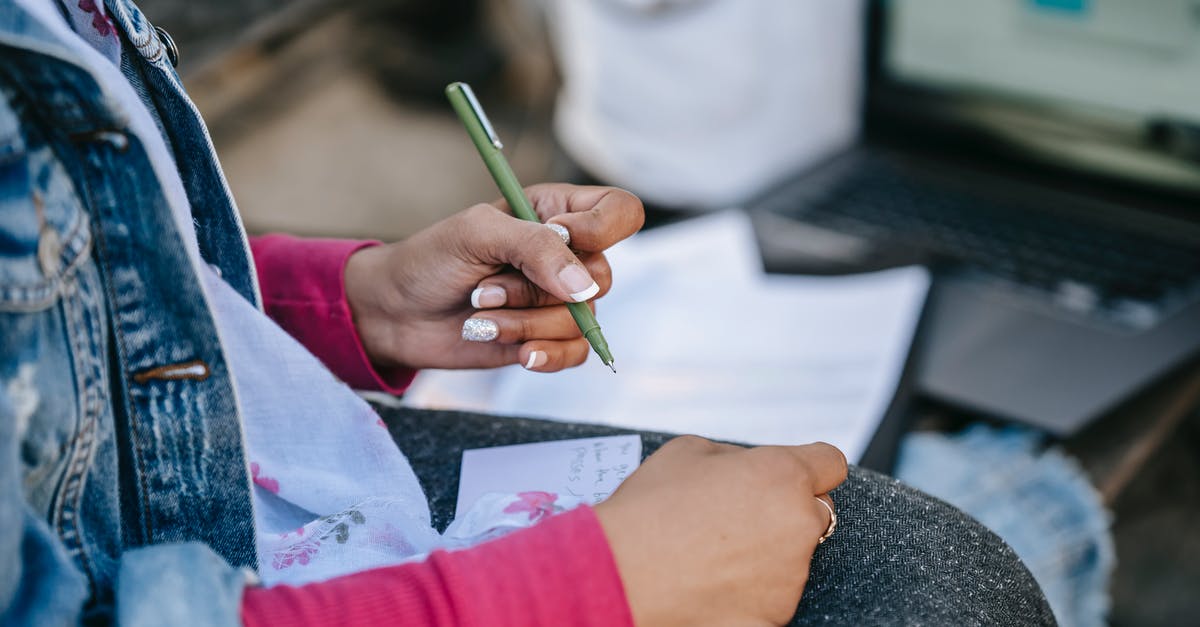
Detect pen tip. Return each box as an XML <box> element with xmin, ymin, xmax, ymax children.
<box><xmin>607</xmin><ymin>361</ymin><xmax>617</xmax><ymax>374</ymax></box>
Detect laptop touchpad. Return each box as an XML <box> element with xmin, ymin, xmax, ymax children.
<box><xmin>751</xmin><ymin>211</ymin><xmax>928</xmax><ymax>275</ymax></box>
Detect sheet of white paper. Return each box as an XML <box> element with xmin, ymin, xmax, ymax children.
<box><xmin>405</xmin><ymin>211</ymin><xmax>930</xmax><ymax>463</ymax></box>
<box><xmin>455</xmin><ymin>435</ymin><xmax>642</xmax><ymax>519</ymax></box>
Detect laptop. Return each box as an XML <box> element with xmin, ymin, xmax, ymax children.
<box><xmin>748</xmin><ymin>0</ymin><xmax>1200</xmax><ymax>435</ymax></box>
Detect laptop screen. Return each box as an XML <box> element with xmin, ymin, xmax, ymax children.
<box><xmin>881</xmin><ymin>0</ymin><xmax>1200</xmax><ymax>192</ymax></box>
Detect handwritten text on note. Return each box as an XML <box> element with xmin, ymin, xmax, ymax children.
<box><xmin>455</xmin><ymin>435</ymin><xmax>642</xmax><ymax>519</ymax></box>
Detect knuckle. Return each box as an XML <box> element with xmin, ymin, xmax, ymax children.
<box><xmin>462</xmin><ymin>203</ymin><xmax>498</xmax><ymax>224</ymax></box>
<box><xmin>518</xmin><ymin>316</ymin><xmax>535</xmax><ymax>342</ymax></box>
<box><xmin>814</xmin><ymin>441</ymin><xmax>850</xmax><ymax>476</ymax></box>
<box><xmin>667</xmin><ymin>434</ymin><xmax>714</xmax><ymax>454</ymax></box>
<box><xmin>563</xmin><ymin>312</ymin><xmax>585</xmax><ymax>338</ymax></box>
<box><xmin>749</xmin><ymin>447</ymin><xmax>806</xmax><ymax>482</ymax></box>
<box><xmin>524</xmin><ymin>182</ymin><xmax>554</xmax><ymax>202</ymax></box>
<box><xmin>519</xmin><ymin>228</ymin><xmax>571</xmax><ymax>272</ymax></box>
<box><xmin>520</xmin><ymin>279</ymin><xmax>545</xmax><ymax>308</ymax></box>
<box><xmin>455</xmin><ymin>204</ymin><xmax>502</xmax><ymax>247</ymax></box>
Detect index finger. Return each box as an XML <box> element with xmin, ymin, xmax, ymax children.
<box><xmin>788</xmin><ymin>442</ymin><xmax>849</xmax><ymax>495</ymax></box>
<box><xmin>493</xmin><ymin>184</ymin><xmax>645</xmax><ymax>253</ymax></box>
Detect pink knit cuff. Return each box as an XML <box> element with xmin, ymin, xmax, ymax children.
<box><xmin>249</xmin><ymin>234</ymin><xmax>416</xmax><ymax>394</ymax></box>
<box><xmin>429</xmin><ymin>505</ymin><xmax>635</xmax><ymax>626</ymax></box>
<box><xmin>242</xmin><ymin>506</ymin><xmax>634</xmax><ymax>627</ymax></box>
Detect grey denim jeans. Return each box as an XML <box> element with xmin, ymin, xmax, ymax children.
<box><xmin>381</xmin><ymin>405</ymin><xmax>1057</xmax><ymax>627</ymax></box>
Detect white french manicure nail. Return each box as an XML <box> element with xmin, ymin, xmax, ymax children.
<box><xmin>462</xmin><ymin>318</ymin><xmax>499</xmax><ymax>342</ymax></box>
<box><xmin>524</xmin><ymin>350</ymin><xmax>547</xmax><ymax>370</ymax></box>
<box><xmin>569</xmin><ymin>282</ymin><xmax>600</xmax><ymax>302</ymax></box>
<box><xmin>558</xmin><ymin>264</ymin><xmax>598</xmax><ymax>302</ymax></box>
<box><xmin>470</xmin><ymin>286</ymin><xmax>506</xmax><ymax>309</ymax></box>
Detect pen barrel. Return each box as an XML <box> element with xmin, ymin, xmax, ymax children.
<box><xmin>445</xmin><ymin>83</ymin><xmax>539</xmax><ymax>222</ymax></box>
<box><xmin>482</xmin><ymin>151</ymin><xmax>539</xmax><ymax>223</ymax></box>
<box><xmin>569</xmin><ymin>302</ymin><xmax>613</xmax><ymax>364</ymax></box>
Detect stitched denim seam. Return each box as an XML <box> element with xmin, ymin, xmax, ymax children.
<box><xmin>53</xmin><ymin>274</ymin><xmax>99</xmax><ymax>590</ymax></box>
<box><xmin>134</xmin><ymin>37</ymin><xmax>162</xmax><ymax>65</ymax></box>
<box><xmin>107</xmin><ymin>1</ymin><xmax>162</xmax><ymax>64</ymax></box>
<box><xmin>107</xmin><ymin>2</ymin><xmax>151</xmax><ymax>48</ymax></box>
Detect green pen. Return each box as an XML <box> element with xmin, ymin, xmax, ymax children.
<box><xmin>446</xmin><ymin>82</ymin><xmax>617</xmax><ymax>373</ymax></box>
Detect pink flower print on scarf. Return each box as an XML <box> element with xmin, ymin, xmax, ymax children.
<box><xmin>503</xmin><ymin>491</ymin><xmax>559</xmax><ymax>523</ymax></box>
<box><xmin>272</xmin><ymin>510</ymin><xmax>367</xmax><ymax>571</ymax></box>
<box><xmin>250</xmin><ymin>461</ymin><xmax>280</xmax><ymax>494</ymax></box>
<box><xmin>77</xmin><ymin>0</ymin><xmax>116</xmax><ymax>37</ymax></box>
<box><xmin>273</xmin><ymin>538</ymin><xmax>321</xmax><ymax>569</ymax></box>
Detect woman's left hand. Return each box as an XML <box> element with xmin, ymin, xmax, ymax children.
<box><xmin>343</xmin><ymin>184</ymin><xmax>644</xmax><ymax>372</ymax></box>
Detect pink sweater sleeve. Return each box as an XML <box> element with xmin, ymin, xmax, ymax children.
<box><xmin>241</xmin><ymin>506</ymin><xmax>634</xmax><ymax>627</ymax></box>
<box><xmin>249</xmin><ymin>234</ymin><xmax>415</xmax><ymax>394</ymax></box>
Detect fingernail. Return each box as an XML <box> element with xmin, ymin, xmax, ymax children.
<box><xmin>524</xmin><ymin>350</ymin><xmax>547</xmax><ymax>370</ymax></box>
<box><xmin>558</xmin><ymin>264</ymin><xmax>599</xmax><ymax>302</ymax></box>
<box><xmin>546</xmin><ymin>223</ymin><xmax>571</xmax><ymax>246</ymax></box>
<box><xmin>462</xmin><ymin>318</ymin><xmax>499</xmax><ymax>342</ymax></box>
<box><xmin>470</xmin><ymin>286</ymin><xmax>507</xmax><ymax>309</ymax></box>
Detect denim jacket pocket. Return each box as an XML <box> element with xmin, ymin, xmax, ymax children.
<box><xmin>0</xmin><ymin>87</ymin><xmax>106</xmax><ymax>524</ymax></box>
<box><xmin>0</xmin><ymin>101</ymin><xmax>92</xmax><ymax>313</ymax></box>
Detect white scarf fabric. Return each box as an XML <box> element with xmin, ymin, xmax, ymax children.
<box><xmin>34</xmin><ymin>0</ymin><xmax>568</xmax><ymax>586</ymax></box>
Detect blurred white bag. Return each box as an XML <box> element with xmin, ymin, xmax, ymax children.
<box><xmin>548</xmin><ymin>0</ymin><xmax>865</xmax><ymax>209</ymax></box>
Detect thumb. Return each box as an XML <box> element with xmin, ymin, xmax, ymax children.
<box><xmin>461</xmin><ymin>204</ymin><xmax>599</xmax><ymax>303</ymax></box>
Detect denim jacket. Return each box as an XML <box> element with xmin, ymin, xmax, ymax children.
<box><xmin>1</xmin><ymin>2</ymin><xmax>263</xmax><ymax>624</ymax></box>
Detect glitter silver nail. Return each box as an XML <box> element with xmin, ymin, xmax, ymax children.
<box><xmin>461</xmin><ymin>318</ymin><xmax>500</xmax><ymax>342</ymax></box>
<box><xmin>546</xmin><ymin>223</ymin><xmax>570</xmax><ymax>246</ymax></box>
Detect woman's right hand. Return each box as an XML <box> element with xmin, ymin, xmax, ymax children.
<box><xmin>594</xmin><ymin>436</ymin><xmax>847</xmax><ymax>627</ymax></box>
<box><xmin>343</xmin><ymin>184</ymin><xmax>642</xmax><ymax>373</ymax></box>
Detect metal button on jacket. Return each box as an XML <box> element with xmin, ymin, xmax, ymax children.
<box><xmin>154</xmin><ymin>26</ymin><xmax>179</xmax><ymax>67</ymax></box>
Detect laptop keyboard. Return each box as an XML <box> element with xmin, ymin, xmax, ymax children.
<box><xmin>783</xmin><ymin>165</ymin><xmax>1200</xmax><ymax>330</ymax></box>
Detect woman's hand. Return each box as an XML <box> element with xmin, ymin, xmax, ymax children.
<box><xmin>595</xmin><ymin>436</ymin><xmax>848</xmax><ymax>627</ymax></box>
<box><xmin>344</xmin><ymin>184</ymin><xmax>644</xmax><ymax>371</ymax></box>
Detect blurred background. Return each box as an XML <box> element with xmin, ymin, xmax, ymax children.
<box><xmin>142</xmin><ymin>0</ymin><xmax>558</xmax><ymax>241</ymax></box>
<box><xmin>138</xmin><ymin>1</ymin><xmax>1198</xmax><ymax>625</ymax></box>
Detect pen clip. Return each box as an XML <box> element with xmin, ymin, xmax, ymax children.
<box><xmin>457</xmin><ymin>82</ymin><xmax>503</xmax><ymax>150</ymax></box>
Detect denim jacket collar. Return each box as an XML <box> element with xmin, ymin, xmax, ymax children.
<box><xmin>0</xmin><ymin>3</ymin><xmax>129</xmax><ymax>137</ymax></box>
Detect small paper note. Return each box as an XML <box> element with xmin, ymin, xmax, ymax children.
<box><xmin>455</xmin><ymin>435</ymin><xmax>642</xmax><ymax>519</ymax></box>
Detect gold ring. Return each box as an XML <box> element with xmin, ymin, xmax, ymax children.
<box><xmin>815</xmin><ymin>497</ymin><xmax>837</xmax><ymax>544</ymax></box>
